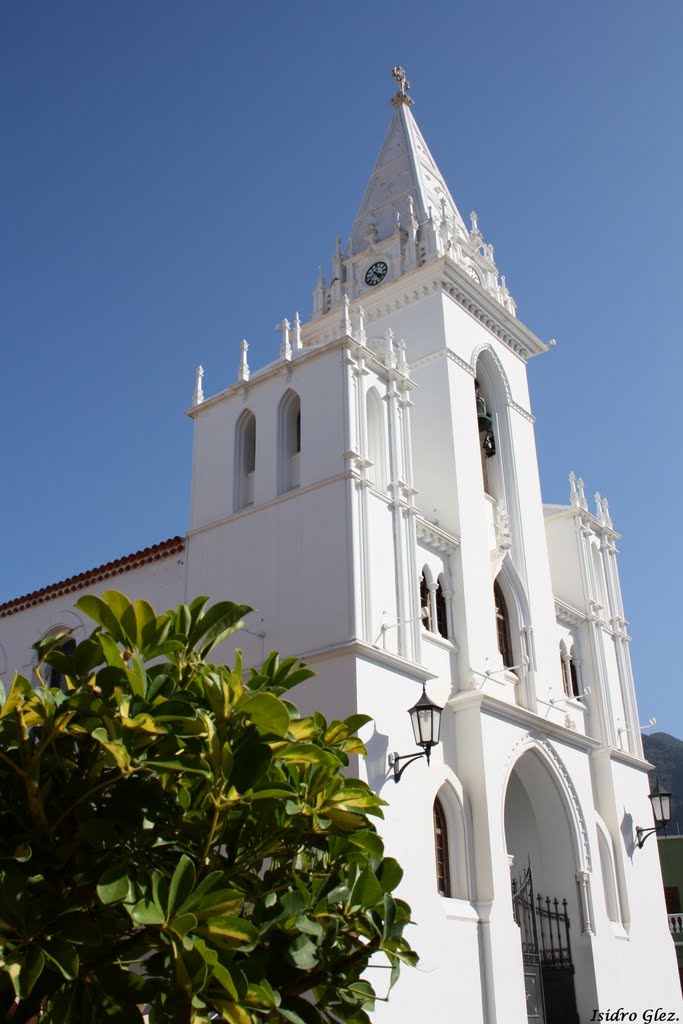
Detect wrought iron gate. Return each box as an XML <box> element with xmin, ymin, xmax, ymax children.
<box><xmin>511</xmin><ymin>865</ymin><xmax>579</xmax><ymax>1024</ymax></box>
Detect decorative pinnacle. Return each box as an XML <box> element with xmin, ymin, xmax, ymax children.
<box><xmin>238</xmin><ymin>340</ymin><xmax>250</xmax><ymax>383</ymax></box>
<box><xmin>390</xmin><ymin>66</ymin><xmax>414</xmax><ymax>107</ymax></box>
<box><xmin>193</xmin><ymin>365</ymin><xmax>204</xmax><ymax>407</ymax></box>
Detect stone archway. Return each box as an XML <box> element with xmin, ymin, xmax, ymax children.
<box><xmin>504</xmin><ymin>745</ymin><xmax>597</xmax><ymax>1024</ymax></box>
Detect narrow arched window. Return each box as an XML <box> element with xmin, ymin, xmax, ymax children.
<box><xmin>420</xmin><ymin>573</ymin><xmax>432</xmax><ymax>632</ymax></box>
<box><xmin>47</xmin><ymin>636</ymin><xmax>76</xmax><ymax>694</ymax></box>
<box><xmin>569</xmin><ymin>646</ymin><xmax>580</xmax><ymax>698</ymax></box>
<box><xmin>435</xmin><ymin>578</ymin><xmax>448</xmax><ymax>639</ymax></box>
<box><xmin>278</xmin><ymin>390</ymin><xmax>301</xmax><ymax>493</ymax></box>
<box><xmin>433</xmin><ymin>796</ymin><xmax>452</xmax><ymax>897</ymax></box>
<box><xmin>494</xmin><ymin>581</ymin><xmax>513</xmax><ymax>669</ymax></box>
<box><xmin>366</xmin><ymin>387</ymin><xmax>386</xmax><ymax>490</ymax></box>
<box><xmin>560</xmin><ymin>642</ymin><xmax>580</xmax><ymax>698</ymax></box>
<box><xmin>235</xmin><ymin>410</ymin><xmax>256</xmax><ymax>511</ymax></box>
<box><xmin>560</xmin><ymin>641</ymin><xmax>570</xmax><ymax>696</ymax></box>
<box><xmin>475</xmin><ymin>378</ymin><xmax>496</xmax><ymax>496</ymax></box>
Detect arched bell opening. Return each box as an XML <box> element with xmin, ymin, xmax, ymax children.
<box><xmin>503</xmin><ymin>747</ymin><xmax>597</xmax><ymax>1024</ymax></box>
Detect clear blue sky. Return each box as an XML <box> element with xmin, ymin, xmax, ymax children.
<box><xmin>2</xmin><ymin>2</ymin><xmax>682</xmax><ymax>734</ymax></box>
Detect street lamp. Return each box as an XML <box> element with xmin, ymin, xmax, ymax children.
<box><xmin>636</xmin><ymin>778</ymin><xmax>672</xmax><ymax>848</ymax></box>
<box><xmin>388</xmin><ymin>685</ymin><xmax>443</xmax><ymax>783</ymax></box>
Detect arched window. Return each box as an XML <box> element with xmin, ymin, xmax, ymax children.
<box><xmin>494</xmin><ymin>581</ymin><xmax>513</xmax><ymax>669</ymax></box>
<box><xmin>366</xmin><ymin>387</ymin><xmax>386</xmax><ymax>490</ymax></box>
<box><xmin>234</xmin><ymin>410</ymin><xmax>256</xmax><ymax>511</ymax></box>
<box><xmin>560</xmin><ymin>642</ymin><xmax>580</xmax><ymax>698</ymax></box>
<box><xmin>433</xmin><ymin>796</ymin><xmax>452</xmax><ymax>897</ymax></box>
<box><xmin>420</xmin><ymin>573</ymin><xmax>432</xmax><ymax>632</ymax></box>
<box><xmin>278</xmin><ymin>390</ymin><xmax>301</xmax><ymax>494</ymax></box>
<box><xmin>569</xmin><ymin>646</ymin><xmax>580</xmax><ymax>697</ymax></box>
<box><xmin>435</xmin><ymin>578</ymin><xmax>448</xmax><ymax>639</ymax></box>
<box><xmin>47</xmin><ymin>636</ymin><xmax>77</xmax><ymax>694</ymax></box>
<box><xmin>475</xmin><ymin>378</ymin><xmax>496</xmax><ymax>496</ymax></box>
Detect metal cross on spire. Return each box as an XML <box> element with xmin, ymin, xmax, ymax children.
<box><xmin>390</xmin><ymin>65</ymin><xmax>414</xmax><ymax>107</ymax></box>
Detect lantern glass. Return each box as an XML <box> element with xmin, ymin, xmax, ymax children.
<box><xmin>408</xmin><ymin>689</ymin><xmax>443</xmax><ymax>750</ymax></box>
<box><xmin>650</xmin><ymin>787</ymin><xmax>672</xmax><ymax>826</ymax></box>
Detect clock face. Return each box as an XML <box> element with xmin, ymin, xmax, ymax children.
<box><xmin>365</xmin><ymin>261</ymin><xmax>388</xmax><ymax>287</ymax></box>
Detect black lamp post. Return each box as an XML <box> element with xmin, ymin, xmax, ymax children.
<box><xmin>636</xmin><ymin>778</ymin><xmax>672</xmax><ymax>848</ymax></box>
<box><xmin>388</xmin><ymin>685</ymin><xmax>443</xmax><ymax>783</ymax></box>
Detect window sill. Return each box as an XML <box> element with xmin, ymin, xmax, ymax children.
<box><xmin>563</xmin><ymin>696</ymin><xmax>587</xmax><ymax>713</ymax></box>
<box><xmin>441</xmin><ymin>897</ymin><xmax>479</xmax><ymax>922</ymax></box>
<box><xmin>422</xmin><ymin>629</ymin><xmax>454</xmax><ymax>651</ymax></box>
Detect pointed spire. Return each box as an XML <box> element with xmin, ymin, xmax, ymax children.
<box><xmin>293</xmin><ymin>312</ymin><xmax>302</xmax><ymax>350</ymax></box>
<box><xmin>356</xmin><ymin>304</ymin><xmax>367</xmax><ymax>346</ymax></box>
<box><xmin>577</xmin><ymin>477</ymin><xmax>588</xmax><ymax>510</ymax></box>
<box><xmin>602</xmin><ymin>497</ymin><xmax>612</xmax><ymax>528</ymax></box>
<box><xmin>340</xmin><ymin>294</ymin><xmax>352</xmax><ymax>336</ymax></box>
<box><xmin>569</xmin><ymin>471</ymin><xmax>579</xmax><ymax>506</ymax></box>
<box><xmin>384</xmin><ymin>328</ymin><xmax>396</xmax><ymax>369</ymax></box>
<box><xmin>237</xmin><ymin>340</ymin><xmax>250</xmax><ymax>383</ymax></box>
<box><xmin>276</xmin><ymin>319</ymin><xmax>291</xmax><ymax>361</ymax></box>
<box><xmin>595</xmin><ymin>492</ymin><xmax>605</xmax><ymax>525</ymax></box>
<box><xmin>347</xmin><ymin>78</ymin><xmax>467</xmax><ymax>259</ymax></box>
<box><xmin>398</xmin><ymin>338</ymin><xmax>408</xmax><ymax>373</ymax></box>
<box><xmin>193</xmin><ymin>365</ymin><xmax>204</xmax><ymax>406</ymax></box>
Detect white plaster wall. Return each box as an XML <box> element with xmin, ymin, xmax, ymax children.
<box><xmin>0</xmin><ymin>553</ymin><xmax>186</xmax><ymax>688</ymax></box>
<box><xmin>545</xmin><ymin>511</ymin><xmax>586</xmax><ymax>611</ymax></box>
<box><xmin>188</xmin><ymin>477</ymin><xmax>353</xmax><ymax>668</ymax></box>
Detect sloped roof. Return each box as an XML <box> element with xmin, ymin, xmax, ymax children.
<box><xmin>0</xmin><ymin>536</ymin><xmax>185</xmax><ymax>618</ymax></box>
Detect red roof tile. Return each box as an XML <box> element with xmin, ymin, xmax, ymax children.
<box><xmin>0</xmin><ymin>536</ymin><xmax>186</xmax><ymax>618</ymax></box>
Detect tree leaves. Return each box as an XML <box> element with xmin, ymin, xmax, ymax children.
<box><xmin>0</xmin><ymin>592</ymin><xmax>417</xmax><ymax>1024</ymax></box>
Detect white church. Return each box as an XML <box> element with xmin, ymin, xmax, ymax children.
<box><xmin>1</xmin><ymin>69</ymin><xmax>680</xmax><ymax>1023</ymax></box>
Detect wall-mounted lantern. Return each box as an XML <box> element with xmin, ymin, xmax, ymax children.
<box><xmin>636</xmin><ymin>779</ymin><xmax>672</xmax><ymax>848</ymax></box>
<box><xmin>388</xmin><ymin>685</ymin><xmax>443</xmax><ymax>783</ymax></box>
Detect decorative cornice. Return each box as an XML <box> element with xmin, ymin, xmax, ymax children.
<box><xmin>415</xmin><ymin>517</ymin><xmax>460</xmax><ymax>555</ymax></box>
<box><xmin>298</xmin><ymin>637</ymin><xmax>436</xmax><ymax>682</ymax></box>
<box><xmin>555</xmin><ymin>599</ymin><xmax>587</xmax><ymax>628</ymax></box>
<box><xmin>0</xmin><ymin>537</ymin><xmax>186</xmax><ymax>619</ymax></box>
<box><xmin>508</xmin><ymin>400</ymin><xmax>535</xmax><ymax>423</ymax></box>
<box><xmin>441</xmin><ymin>261</ymin><xmax>547</xmax><ymax>361</ymax></box>
<box><xmin>447</xmin><ymin>349</ymin><xmax>476</xmax><ymax>376</ymax></box>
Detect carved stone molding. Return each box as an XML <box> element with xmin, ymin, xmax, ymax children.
<box><xmin>446</xmin><ymin>349</ymin><xmax>476</xmax><ymax>376</ymax></box>
<box><xmin>416</xmin><ymin>517</ymin><xmax>460</xmax><ymax>555</ymax></box>
<box><xmin>555</xmin><ymin>599</ymin><xmax>586</xmax><ymax>628</ymax></box>
<box><xmin>508</xmin><ymin>400</ymin><xmax>535</xmax><ymax>424</ymax></box>
<box><xmin>504</xmin><ymin>733</ymin><xmax>592</xmax><ymax>872</ymax></box>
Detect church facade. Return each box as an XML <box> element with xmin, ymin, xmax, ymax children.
<box><xmin>1</xmin><ymin>70</ymin><xmax>679</xmax><ymax>1023</ymax></box>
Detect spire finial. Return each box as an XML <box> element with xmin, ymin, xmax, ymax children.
<box><xmin>390</xmin><ymin>66</ymin><xmax>414</xmax><ymax>107</ymax></box>
<box><xmin>238</xmin><ymin>340</ymin><xmax>250</xmax><ymax>383</ymax></box>
<box><xmin>193</xmin><ymin>365</ymin><xmax>204</xmax><ymax>406</ymax></box>
<box><xmin>276</xmin><ymin>318</ymin><xmax>292</xmax><ymax>361</ymax></box>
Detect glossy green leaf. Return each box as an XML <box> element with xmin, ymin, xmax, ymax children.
<box><xmin>16</xmin><ymin>947</ymin><xmax>44</xmax><ymax>998</ymax></box>
<box><xmin>240</xmin><ymin>692</ymin><xmax>290</xmax><ymax>737</ymax></box>
<box><xmin>197</xmin><ymin>916</ymin><xmax>259</xmax><ymax>950</ymax></box>
<box><xmin>167</xmin><ymin>854</ymin><xmax>196</xmax><ymax>917</ymax></box>
<box><xmin>288</xmin><ymin>934</ymin><xmax>319</xmax><ymax>970</ymax></box>
<box><xmin>130</xmin><ymin>899</ymin><xmax>165</xmax><ymax>926</ymax></box>
<box><xmin>97</xmin><ymin>864</ymin><xmax>133</xmax><ymax>905</ymax></box>
<box><xmin>43</xmin><ymin>938</ymin><xmax>79</xmax><ymax>979</ymax></box>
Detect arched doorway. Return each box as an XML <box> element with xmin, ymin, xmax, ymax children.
<box><xmin>504</xmin><ymin>746</ymin><xmax>597</xmax><ymax>1024</ymax></box>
